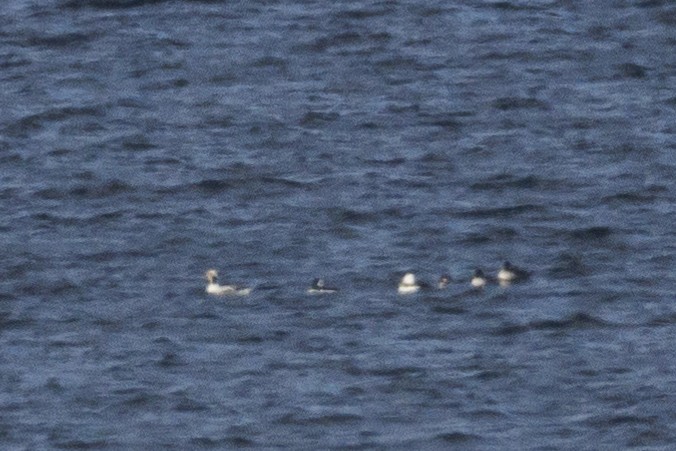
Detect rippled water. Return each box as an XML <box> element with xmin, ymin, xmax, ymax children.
<box><xmin>1</xmin><ymin>0</ymin><xmax>675</xmax><ymax>448</ymax></box>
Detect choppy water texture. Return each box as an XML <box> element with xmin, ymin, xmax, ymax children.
<box><xmin>1</xmin><ymin>0</ymin><xmax>675</xmax><ymax>448</ymax></box>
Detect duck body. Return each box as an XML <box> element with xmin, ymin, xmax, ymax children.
<box><xmin>205</xmin><ymin>269</ymin><xmax>252</xmax><ymax>296</ymax></box>
<box><xmin>307</xmin><ymin>278</ymin><xmax>338</xmax><ymax>294</ymax></box>
<box><xmin>470</xmin><ymin>269</ymin><xmax>488</xmax><ymax>288</ymax></box>
<box><xmin>398</xmin><ymin>272</ymin><xmax>421</xmax><ymax>294</ymax></box>
<box><xmin>497</xmin><ymin>261</ymin><xmax>529</xmax><ymax>283</ymax></box>
<box><xmin>438</xmin><ymin>274</ymin><xmax>451</xmax><ymax>289</ymax></box>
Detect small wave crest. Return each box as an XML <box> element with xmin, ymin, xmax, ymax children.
<box><xmin>494</xmin><ymin>312</ymin><xmax>610</xmax><ymax>336</ymax></box>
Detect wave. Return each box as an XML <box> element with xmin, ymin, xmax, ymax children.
<box><xmin>62</xmin><ymin>0</ymin><xmax>169</xmax><ymax>9</ymax></box>
<box><xmin>416</xmin><ymin>112</ymin><xmax>464</xmax><ymax>130</ymax></box>
<box><xmin>457</xmin><ymin>226</ymin><xmax>519</xmax><ymax>244</ymax></box>
<box><xmin>492</xmin><ymin>97</ymin><xmax>550</xmax><ymax>111</ymax></box>
<box><xmin>494</xmin><ymin>312</ymin><xmax>611</xmax><ymax>336</ymax></box>
<box><xmin>4</xmin><ymin>106</ymin><xmax>106</xmax><ymax>137</ymax></box>
<box><xmin>471</xmin><ymin>174</ymin><xmax>562</xmax><ymax>191</ymax></box>
<box><xmin>190</xmin><ymin>437</ymin><xmax>256</xmax><ymax>448</ymax></box>
<box><xmin>302</xmin><ymin>31</ymin><xmax>391</xmax><ymax>53</ymax></box>
<box><xmin>458</xmin><ymin>204</ymin><xmax>546</xmax><ymax>219</ymax></box>
<box><xmin>615</xmin><ymin>63</ymin><xmax>648</xmax><ymax>79</ymax></box>
<box><xmin>188</xmin><ymin>175</ymin><xmax>316</xmax><ymax>195</ymax></box>
<box><xmin>648</xmin><ymin>313</ymin><xmax>676</xmax><ymax>326</ymax></box>
<box><xmin>275</xmin><ymin>412</ymin><xmax>363</xmax><ymax>426</ymax></box>
<box><xmin>436</xmin><ymin>432</ymin><xmax>481</xmax><ymax>444</ymax></box>
<box><xmin>548</xmin><ymin>252</ymin><xmax>589</xmax><ymax>278</ymax></box>
<box><xmin>299</xmin><ymin>111</ymin><xmax>340</xmax><ymax>126</ymax></box>
<box><xmin>331</xmin><ymin>6</ymin><xmax>393</xmax><ymax>20</ymax></box>
<box><xmin>601</xmin><ymin>185</ymin><xmax>667</xmax><ymax>204</ymax></box>
<box><xmin>26</xmin><ymin>32</ymin><xmax>91</xmax><ymax>48</ymax></box>
<box><xmin>568</xmin><ymin>226</ymin><xmax>613</xmax><ymax>240</ymax></box>
<box><xmin>33</xmin><ymin>181</ymin><xmax>133</xmax><ymax>200</ymax></box>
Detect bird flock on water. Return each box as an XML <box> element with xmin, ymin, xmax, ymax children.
<box><xmin>205</xmin><ymin>262</ymin><xmax>530</xmax><ymax>296</ymax></box>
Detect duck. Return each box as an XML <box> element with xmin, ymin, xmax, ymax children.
<box><xmin>307</xmin><ymin>278</ymin><xmax>338</xmax><ymax>294</ymax></box>
<box><xmin>205</xmin><ymin>269</ymin><xmax>252</xmax><ymax>296</ymax></box>
<box><xmin>470</xmin><ymin>268</ymin><xmax>488</xmax><ymax>288</ymax></box>
<box><xmin>497</xmin><ymin>261</ymin><xmax>530</xmax><ymax>284</ymax></box>
<box><xmin>398</xmin><ymin>272</ymin><xmax>420</xmax><ymax>294</ymax></box>
<box><xmin>438</xmin><ymin>274</ymin><xmax>451</xmax><ymax>289</ymax></box>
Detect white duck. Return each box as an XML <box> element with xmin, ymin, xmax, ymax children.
<box><xmin>497</xmin><ymin>261</ymin><xmax>530</xmax><ymax>285</ymax></box>
<box><xmin>470</xmin><ymin>268</ymin><xmax>488</xmax><ymax>289</ymax></box>
<box><xmin>205</xmin><ymin>269</ymin><xmax>252</xmax><ymax>296</ymax></box>
<box><xmin>398</xmin><ymin>272</ymin><xmax>420</xmax><ymax>294</ymax></box>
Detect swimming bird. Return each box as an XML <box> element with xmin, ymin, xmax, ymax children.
<box><xmin>438</xmin><ymin>274</ymin><xmax>451</xmax><ymax>289</ymax></box>
<box><xmin>307</xmin><ymin>278</ymin><xmax>338</xmax><ymax>294</ymax></box>
<box><xmin>398</xmin><ymin>272</ymin><xmax>420</xmax><ymax>294</ymax></box>
<box><xmin>497</xmin><ymin>261</ymin><xmax>530</xmax><ymax>284</ymax></box>
<box><xmin>205</xmin><ymin>269</ymin><xmax>252</xmax><ymax>296</ymax></box>
<box><xmin>470</xmin><ymin>268</ymin><xmax>488</xmax><ymax>288</ymax></box>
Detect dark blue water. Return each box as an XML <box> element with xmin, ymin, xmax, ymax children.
<box><xmin>1</xmin><ymin>0</ymin><xmax>674</xmax><ymax>448</ymax></box>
